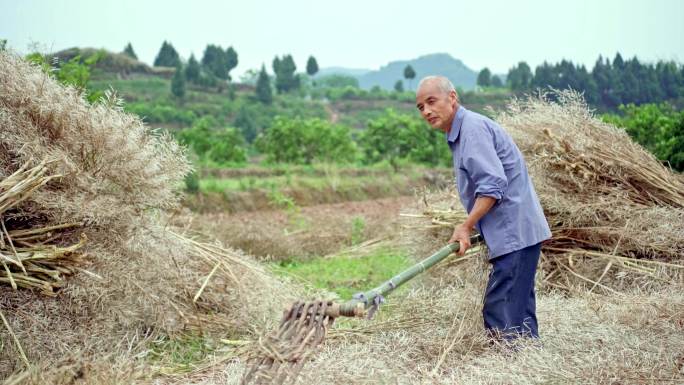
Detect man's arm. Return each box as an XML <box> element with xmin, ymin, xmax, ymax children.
<box><xmin>449</xmin><ymin>196</ymin><xmax>496</xmax><ymax>255</ymax></box>
<box><xmin>450</xmin><ymin>124</ymin><xmax>508</xmax><ymax>256</ymax></box>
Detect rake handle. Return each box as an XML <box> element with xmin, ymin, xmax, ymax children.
<box><xmin>328</xmin><ymin>234</ymin><xmax>483</xmax><ymax>318</ymax></box>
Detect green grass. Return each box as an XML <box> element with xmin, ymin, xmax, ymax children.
<box><xmin>147</xmin><ymin>333</ymin><xmax>219</xmax><ymax>373</ymax></box>
<box><xmin>271</xmin><ymin>249</ymin><xmax>413</xmax><ymax>300</ymax></box>
<box><xmin>198</xmin><ymin>171</ymin><xmax>421</xmax><ymax>194</ymax></box>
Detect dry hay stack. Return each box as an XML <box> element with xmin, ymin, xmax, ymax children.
<box><xmin>404</xmin><ymin>90</ymin><xmax>684</xmax><ymax>290</ymax></box>
<box><xmin>0</xmin><ymin>51</ymin><xmax>292</xmax><ymax>378</ymax></box>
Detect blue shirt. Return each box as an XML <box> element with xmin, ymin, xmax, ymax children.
<box><xmin>447</xmin><ymin>106</ymin><xmax>551</xmax><ymax>259</ymax></box>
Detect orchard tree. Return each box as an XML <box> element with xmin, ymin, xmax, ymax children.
<box><xmin>256</xmin><ymin>117</ymin><xmax>357</xmax><ymax>164</ymax></box>
<box><xmin>360</xmin><ymin>109</ymin><xmax>450</xmax><ymax>169</ymax></box>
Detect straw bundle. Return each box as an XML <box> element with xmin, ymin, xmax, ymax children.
<box><xmin>0</xmin><ymin>51</ymin><xmax>294</xmax><ymax>377</ymax></box>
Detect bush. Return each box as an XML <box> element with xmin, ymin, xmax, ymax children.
<box><xmin>256</xmin><ymin>117</ymin><xmax>358</xmax><ymax>164</ymax></box>
<box><xmin>360</xmin><ymin>109</ymin><xmax>451</xmax><ymax>167</ymax></box>
<box><xmin>127</xmin><ymin>103</ymin><xmax>197</xmax><ymax>125</ymax></box>
<box><xmin>177</xmin><ymin>116</ymin><xmax>247</xmax><ymax>164</ymax></box>
<box><xmin>603</xmin><ymin>103</ymin><xmax>684</xmax><ymax>171</ymax></box>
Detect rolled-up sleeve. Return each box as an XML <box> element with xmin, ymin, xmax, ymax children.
<box><xmin>461</xmin><ymin>128</ymin><xmax>508</xmax><ymax>201</ymax></box>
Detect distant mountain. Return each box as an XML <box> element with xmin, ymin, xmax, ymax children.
<box><xmin>316</xmin><ymin>67</ymin><xmax>371</xmax><ymax>78</ymax></box>
<box><xmin>359</xmin><ymin>53</ymin><xmax>478</xmax><ymax>91</ymax></box>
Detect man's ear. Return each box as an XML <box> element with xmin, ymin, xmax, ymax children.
<box><xmin>449</xmin><ymin>90</ymin><xmax>457</xmax><ymax>106</ymax></box>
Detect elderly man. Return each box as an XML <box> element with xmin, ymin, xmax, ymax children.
<box><xmin>415</xmin><ymin>76</ymin><xmax>551</xmax><ymax>340</ymax></box>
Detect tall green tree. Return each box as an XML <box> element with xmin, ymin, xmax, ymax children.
<box><xmin>123</xmin><ymin>42</ymin><xmax>137</xmax><ymax>60</ymax></box>
<box><xmin>507</xmin><ymin>61</ymin><xmax>532</xmax><ymax>92</ymax></box>
<box><xmin>272</xmin><ymin>54</ymin><xmax>300</xmax><ymax>93</ymax></box>
<box><xmin>185</xmin><ymin>54</ymin><xmax>200</xmax><ymax>83</ymax></box>
<box><xmin>154</xmin><ymin>41</ymin><xmax>181</xmax><ymax>67</ymax></box>
<box><xmin>202</xmin><ymin>44</ymin><xmax>229</xmax><ymax>80</ymax></box>
<box><xmin>403</xmin><ymin>64</ymin><xmax>416</xmax><ymax>90</ymax></box>
<box><xmin>491</xmin><ymin>75</ymin><xmax>503</xmax><ymax>88</ymax></box>
<box><xmin>477</xmin><ymin>67</ymin><xmax>492</xmax><ymax>87</ymax></box>
<box><xmin>225</xmin><ymin>46</ymin><xmax>238</xmax><ymax>80</ymax></box>
<box><xmin>171</xmin><ymin>63</ymin><xmax>186</xmax><ymax>99</ymax></box>
<box><xmin>255</xmin><ymin>65</ymin><xmax>273</xmax><ymax>104</ymax></box>
<box><xmin>306</xmin><ymin>56</ymin><xmax>319</xmax><ymax>77</ymax></box>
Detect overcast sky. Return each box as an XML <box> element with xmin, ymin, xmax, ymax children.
<box><xmin>2</xmin><ymin>0</ymin><xmax>683</xmax><ymax>77</ymax></box>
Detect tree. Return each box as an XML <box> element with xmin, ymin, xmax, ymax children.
<box><xmin>272</xmin><ymin>54</ymin><xmax>300</xmax><ymax>93</ymax></box>
<box><xmin>0</xmin><ymin>39</ymin><xmax>6</xmax><ymax>51</ymax></box>
<box><xmin>234</xmin><ymin>105</ymin><xmax>259</xmax><ymax>143</ymax></box>
<box><xmin>123</xmin><ymin>42</ymin><xmax>137</xmax><ymax>60</ymax></box>
<box><xmin>491</xmin><ymin>75</ymin><xmax>503</xmax><ymax>88</ymax></box>
<box><xmin>177</xmin><ymin>116</ymin><xmax>247</xmax><ymax>164</ymax></box>
<box><xmin>225</xmin><ymin>46</ymin><xmax>238</xmax><ymax>80</ymax></box>
<box><xmin>306</xmin><ymin>56</ymin><xmax>319</xmax><ymax>77</ymax></box>
<box><xmin>477</xmin><ymin>67</ymin><xmax>492</xmax><ymax>87</ymax></box>
<box><xmin>255</xmin><ymin>117</ymin><xmax>357</xmax><ymax>164</ymax></box>
<box><xmin>507</xmin><ymin>61</ymin><xmax>532</xmax><ymax>92</ymax></box>
<box><xmin>202</xmin><ymin>44</ymin><xmax>228</xmax><ymax>79</ymax></box>
<box><xmin>404</xmin><ymin>64</ymin><xmax>416</xmax><ymax>90</ymax></box>
<box><xmin>255</xmin><ymin>65</ymin><xmax>273</xmax><ymax>104</ymax></box>
<box><xmin>394</xmin><ymin>80</ymin><xmax>404</xmax><ymax>92</ymax></box>
<box><xmin>360</xmin><ymin>109</ymin><xmax>450</xmax><ymax>168</ymax></box>
<box><xmin>656</xmin><ymin>61</ymin><xmax>682</xmax><ymax>99</ymax></box>
<box><xmin>603</xmin><ymin>103</ymin><xmax>684</xmax><ymax>171</ymax></box>
<box><xmin>154</xmin><ymin>41</ymin><xmax>180</xmax><ymax>67</ymax></box>
<box><xmin>171</xmin><ymin>63</ymin><xmax>186</xmax><ymax>99</ymax></box>
<box><xmin>185</xmin><ymin>54</ymin><xmax>200</xmax><ymax>83</ymax></box>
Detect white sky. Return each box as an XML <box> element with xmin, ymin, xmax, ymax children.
<box><xmin>2</xmin><ymin>0</ymin><xmax>683</xmax><ymax>77</ymax></box>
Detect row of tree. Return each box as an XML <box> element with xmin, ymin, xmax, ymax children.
<box><xmin>176</xmin><ymin>109</ymin><xmax>450</xmax><ymax>167</ymax></box>
<box><xmin>478</xmin><ymin>53</ymin><xmax>684</xmax><ymax>110</ymax></box>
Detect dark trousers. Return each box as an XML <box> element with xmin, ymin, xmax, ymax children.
<box><xmin>483</xmin><ymin>242</ymin><xmax>541</xmax><ymax>339</ymax></box>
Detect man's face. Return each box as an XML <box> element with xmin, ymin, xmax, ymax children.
<box><xmin>415</xmin><ymin>82</ymin><xmax>457</xmax><ymax>132</ymax></box>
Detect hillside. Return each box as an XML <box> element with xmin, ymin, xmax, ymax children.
<box><xmin>321</xmin><ymin>53</ymin><xmax>478</xmax><ymax>91</ymax></box>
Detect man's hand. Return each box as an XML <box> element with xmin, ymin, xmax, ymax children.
<box><xmin>449</xmin><ymin>223</ymin><xmax>473</xmax><ymax>256</ymax></box>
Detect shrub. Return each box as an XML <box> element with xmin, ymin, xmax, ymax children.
<box><xmin>256</xmin><ymin>117</ymin><xmax>358</xmax><ymax>164</ymax></box>
<box><xmin>360</xmin><ymin>109</ymin><xmax>451</xmax><ymax>167</ymax></box>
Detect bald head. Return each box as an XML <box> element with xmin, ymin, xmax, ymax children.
<box><xmin>417</xmin><ymin>76</ymin><xmax>457</xmax><ymax>98</ymax></box>
<box><xmin>415</xmin><ymin>75</ymin><xmax>459</xmax><ymax>132</ymax></box>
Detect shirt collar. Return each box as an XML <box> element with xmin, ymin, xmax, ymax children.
<box><xmin>446</xmin><ymin>105</ymin><xmax>466</xmax><ymax>143</ymax></box>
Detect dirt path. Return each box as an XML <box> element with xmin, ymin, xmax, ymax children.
<box><xmin>182</xmin><ymin>196</ymin><xmax>416</xmax><ymax>259</ymax></box>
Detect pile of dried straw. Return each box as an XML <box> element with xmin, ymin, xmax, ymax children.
<box><xmin>0</xmin><ymin>51</ymin><xmax>292</xmax><ymax>379</ymax></box>
<box><xmin>404</xmin><ymin>90</ymin><xmax>684</xmax><ymax>292</ymax></box>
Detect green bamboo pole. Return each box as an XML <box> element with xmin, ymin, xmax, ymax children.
<box><xmin>330</xmin><ymin>234</ymin><xmax>483</xmax><ymax>318</ymax></box>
